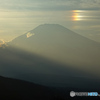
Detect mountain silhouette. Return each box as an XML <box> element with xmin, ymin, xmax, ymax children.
<box><xmin>8</xmin><ymin>24</ymin><xmax>100</xmax><ymax>74</ymax></box>
<box><xmin>0</xmin><ymin>75</ymin><xmax>100</xmax><ymax>100</ymax></box>
<box><xmin>0</xmin><ymin>75</ymin><xmax>68</xmax><ymax>100</ymax></box>
<box><xmin>0</xmin><ymin>24</ymin><xmax>100</xmax><ymax>99</ymax></box>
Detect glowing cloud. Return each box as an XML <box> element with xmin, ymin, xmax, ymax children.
<box><xmin>0</xmin><ymin>39</ymin><xmax>5</xmax><ymax>44</ymax></box>
<box><xmin>26</xmin><ymin>32</ymin><xmax>35</xmax><ymax>38</ymax></box>
<box><xmin>0</xmin><ymin>39</ymin><xmax>6</xmax><ymax>47</ymax></box>
<box><xmin>72</xmin><ymin>10</ymin><xmax>83</xmax><ymax>21</ymax></box>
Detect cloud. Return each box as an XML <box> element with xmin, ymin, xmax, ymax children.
<box><xmin>0</xmin><ymin>39</ymin><xmax>5</xmax><ymax>44</ymax></box>
<box><xmin>0</xmin><ymin>0</ymin><xmax>100</xmax><ymax>11</ymax></box>
<box><xmin>0</xmin><ymin>39</ymin><xmax>6</xmax><ymax>47</ymax></box>
<box><xmin>0</xmin><ymin>0</ymin><xmax>100</xmax><ymax>42</ymax></box>
<box><xmin>26</xmin><ymin>32</ymin><xmax>34</xmax><ymax>38</ymax></box>
<box><xmin>79</xmin><ymin>0</ymin><xmax>100</xmax><ymax>10</ymax></box>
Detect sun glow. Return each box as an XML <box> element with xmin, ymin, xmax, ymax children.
<box><xmin>72</xmin><ymin>10</ymin><xmax>83</xmax><ymax>21</ymax></box>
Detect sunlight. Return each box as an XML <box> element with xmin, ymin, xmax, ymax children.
<box><xmin>26</xmin><ymin>32</ymin><xmax>34</xmax><ymax>38</ymax></box>
<box><xmin>72</xmin><ymin>10</ymin><xmax>84</xmax><ymax>21</ymax></box>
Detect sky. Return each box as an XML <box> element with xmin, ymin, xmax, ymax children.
<box><xmin>0</xmin><ymin>0</ymin><xmax>100</xmax><ymax>42</ymax></box>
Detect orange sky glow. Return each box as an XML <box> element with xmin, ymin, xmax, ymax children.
<box><xmin>72</xmin><ymin>10</ymin><xmax>83</xmax><ymax>21</ymax></box>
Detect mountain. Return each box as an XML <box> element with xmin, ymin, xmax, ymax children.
<box><xmin>1</xmin><ymin>46</ymin><xmax>100</xmax><ymax>88</ymax></box>
<box><xmin>0</xmin><ymin>24</ymin><xmax>100</xmax><ymax>94</ymax></box>
<box><xmin>8</xmin><ymin>24</ymin><xmax>100</xmax><ymax>75</ymax></box>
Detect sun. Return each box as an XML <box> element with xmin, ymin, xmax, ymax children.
<box><xmin>72</xmin><ymin>10</ymin><xmax>83</xmax><ymax>21</ymax></box>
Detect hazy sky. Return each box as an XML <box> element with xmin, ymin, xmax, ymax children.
<box><xmin>0</xmin><ymin>0</ymin><xmax>100</xmax><ymax>42</ymax></box>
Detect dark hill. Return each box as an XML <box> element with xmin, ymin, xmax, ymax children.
<box><xmin>0</xmin><ymin>75</ymin><xmax>65</xmax><ymax>100</ymax></box>
<box><xmin>0</xmin><ymin>76</ymin><xmax>100</xmax><ymax>100</ymax></box>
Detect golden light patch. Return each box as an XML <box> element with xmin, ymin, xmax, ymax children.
<box><xmin>0</xmin><ymin>39</ymin><xmax>5</xmax><ymax>47</ymax></box>
<box><xmin>72</xmin><ymin>10</ymin><xmax>83</xmax><ymax>21</ymax></box>
<box><xmin>26</xmin><ymin>32</ymin><xmax>35</xmax><ymax>38</ymax></box>
<box><xmin>0</xmin><ymin>39</ymin><xmax>5</xmax><ymax>44</ymax></box>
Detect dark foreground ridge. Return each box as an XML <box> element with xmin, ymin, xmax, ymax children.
<box><xmin>0</xmin><ymin>76</ymin><xmax>100</xmax><ymax>100</ymax></box>
<box><xmin>0</xmin><ymin>75</ymin><xmax>65</xmax><ymax>100</ymax></box>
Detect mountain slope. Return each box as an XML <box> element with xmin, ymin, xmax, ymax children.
<box><xmin>1</xmin><ymin>46</ymin><xmax>99</xmax><ymax>88</ymax></box>
<box><xmin>0</xmin><ymin>24</ymin><xmax>100</xmax><ymax>91</ymax></box>
<box><xmin>8</xmin><ymin>24</ymin><xmax>100</xmax><ymax>76</ymax></box>
<box><xmin>0</xmin><ymin>21</ymin><xmax>100</xmax><ymax>100</ymax></box>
